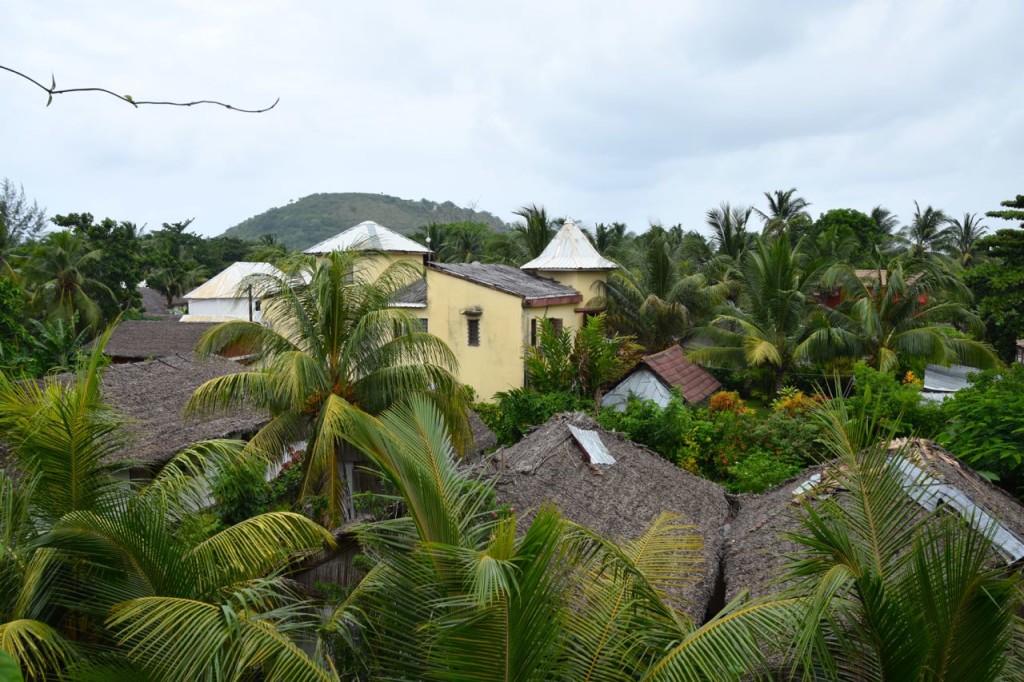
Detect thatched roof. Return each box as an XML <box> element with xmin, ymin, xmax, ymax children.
<box><xmin>140</xmin><ymin>286</ymin><xmax>183</xmax><ymax>318</ymax></box>
<box><xmin>481</xmin><ymin>412</ymin><xmax>729</xmax><ymax>622</ymax></box>
<box><xmin>56</xmin><ymin>354</ymin><xmax>265</xmax><ymax>465</ymax></box>
<box><xmin>86</xmin><ymin>320</ymin><xmax>216</xmax><ymax>361</ymax></box>
<box><xmin>724</xmin><ymin>438</ymin><xmax>1024</xmax><ymax>603</ymax></box>
<box><xmin>468</xmin><ymin>410</ymin><xmax>497</xmax><ymax>457</ymax></box>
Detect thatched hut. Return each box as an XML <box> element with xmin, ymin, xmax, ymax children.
<box><xmin>725</xmin><ymin>438</ymin><xmax>1024</xmax><ymax>603</ymax></box>
<box><xmin>87</xmin><ymin>320</ymin><xmax>217</xmax><ymax>363</ymax></box>
<box><xmin>482</xmin><ymin>412</ymin><xmax>729</xmax><ymax>622</ymax></box>
<box><xmin>53</xmin><ymin>354</ymin><xmax>265</xmax><ymax>476</ymax></box>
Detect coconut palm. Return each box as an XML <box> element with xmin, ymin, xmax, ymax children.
<box><xmin>869</xmin><ymin>206</ymin><xmax>901</xmax><ymax>253</ymax></box>
<box><xmin>689</xmin><ymin>237</ymin><xmax>853</xmax><ymax>394</ymax></box>
<box><xmin>898</xmin><ymin>201</ymin><xmax>951</xmax><ymax>259</ymax></box>
<box><xmin>822</xmin><ymin>258</ymin><xmax>998</xmax><ymax>373</ymax></box>
<box><xmin>755</xmin><ymin>188</ymin><xmax>811</xmax><ymax>238</ymax></box>
<box><xmin>945</xmin><ymin>212</ymin><xmax>988</xmax><ymax>267</ymax></box>
<box><xmin>513</xmin><ymin>203</ymin><xmax>557</xmax><ymax>261</ymax></box>
<box><xmin>320</xmin><ymin>396</ymin><xmax>798</xmax><ymax>680</ymax></box>
<box><xmin>596</xmin><ymin>230</ymin><xmax>717</xmax><ymax>351</ymax></box>
<box><xmin>17</xmin><ymin>230</ymin><xmax>114</xmax><ymax>329</ymax></box>
<box><xmin>0</xmin><ymin>338</ymin><xmax>333</xmax><ymax>680</ymax></box>
<box><xmin>706</xmin><ymin>202</ymin><xmax>754</xmax><ymax>260</ymax></box>
<box><xmin>186</xmin><ymin>251</ymin><xmax>469</xmax><ymax>525</ymax></box>
<box><xmin>785</xmin><ymin>399</ymin><xmax>1024</xmax><ymax>681</ymax></box>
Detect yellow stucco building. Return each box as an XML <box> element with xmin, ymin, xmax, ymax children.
<box><xmin>311</xmin><ymin>218</ymin><xmax>616</xmax><ymax>401</ymax></box>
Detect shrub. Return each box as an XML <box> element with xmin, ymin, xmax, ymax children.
<box><xmin>939</xmin><ymin>365</ymin><xmax>1024</xmax><ymax>494</ymax></box>
<box><xmin>211</xmin><ymin>456</ymin><xmax>269</xmax><ymax>525</ymax></box>
<box><xmin>725</xmin><ymin>449</ymin><xmax>802</xmax><ymax>494</ymax></box>
<box><xmin>771</xmin><ymin>387</ymin><xmax>823</xmax><ymax>416</ymax></box>
<box><xmin>483</xmin><ymin>389</ymin><xmax>593</xmax><ymax>445</ymax></box>
<box><xmin>847</xmin><ymin>362</ymin><xmax>943</xmax><ymax>437</ymax></box>
<box><xmin>598</xmin><ymin>395</ymin><xmax>695</xmax><ymax>465</ymax></box>
<box><xmin>708</xmin><ymin>390</ymin><xmax>746</xmax><ymax>414</ymax></box>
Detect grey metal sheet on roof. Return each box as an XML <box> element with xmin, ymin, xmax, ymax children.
<box><xmin>568</xmin><ymin>425</ymin><xmax>615</xmax><ymax>465</ymax></box>
<box><xmin>923</xmin><ymin>363</ymin><xmax>976</xmax><ymax>393</ymax></box>
<box><xmin>430</xmin><ymin>262</ymin><xmax>579</xmax><ymax>300</ymax></box>
<box><xmin>520</xmin><ymin>219</ymin><xmax>617</xmax><ymax>271</ymax></box>
<box><xmin>890</xmin><ymin>457</ymin><xmax>1024</xmax><ymax>563</ymax></box>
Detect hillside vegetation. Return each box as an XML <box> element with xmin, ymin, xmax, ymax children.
<box><xmin>222</xmin><ymin>192</ymin><xmax>509</xmax><ymax>248</ymax></box>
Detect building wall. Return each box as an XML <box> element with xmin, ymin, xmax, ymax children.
<box><xmin>601</xmin><ymin>368</ymin><xmax>672</xmax><ymax>411</ymax></box>
<box><xmin>185</xmin><ymin>297</ymin><xmax>264</xmax><ymax>323</ymax></box>
<box><xmin>423</xmin><ymin>270</ymin><xmax>526</xmax><ymax>401</ymax></box>
<box><xmin>532</xmin><ymin>270</ymin><xmax>607</xmax><ymax>305</ymax></box>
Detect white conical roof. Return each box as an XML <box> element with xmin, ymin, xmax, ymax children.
<box><xmin>520</xmin><ymin>219</ymin><xmax>616</xmax><ymax>271</ymax></box>
<box><xmin>184</xmin><ymin>262</ymin><xmax>284</xmax><ymax>299</ymax></box>
<box><xmin>303</xmin><ymin>220</ymin><xmax>430</xmax><ymax>255</ymax></box>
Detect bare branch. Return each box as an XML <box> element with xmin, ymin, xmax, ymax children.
<box><xmin>0</xmin><ymin>64</ymin><xmax>279</xmax><ymax>113</ymax></box>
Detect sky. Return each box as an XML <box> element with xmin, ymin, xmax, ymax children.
<box><xmin>3</xmin><ymin>1</ymin><xmax>1023</xmax><ymax>239</ymax></box>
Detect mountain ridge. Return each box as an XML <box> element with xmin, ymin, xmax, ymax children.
<box><xmin>222</xmin><ymin>192</ymin><xmax>510</xmax><ymax>249</ymax></box>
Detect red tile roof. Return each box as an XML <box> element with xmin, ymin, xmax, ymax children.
<box><xmin>641</xmin><ymin>345</ymin><xmax>722</xmax><ymax>404</ymax></box>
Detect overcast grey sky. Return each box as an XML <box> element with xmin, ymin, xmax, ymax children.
<box><xmin>3</xmin><ymin>1</ymin><xmax>1022</xmax><ymax>238</ymax></box>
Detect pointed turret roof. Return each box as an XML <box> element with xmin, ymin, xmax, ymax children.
<box><xmin>520</xmin><ymin>219</ymin><xmax>616</xmax><ymax>271</ymax></box>
<box><xmin>303</xmin><ymin>220</ymin><xmax>430</xmax><ymax>255</ymax></box>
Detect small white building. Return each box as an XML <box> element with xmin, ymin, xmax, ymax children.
<box><xmin>602</xmin><ymin>345</ymin><xmax>722</xmax><ymax>411</ymax></box>
<box><xmin>181</xmin><ymin>261</ymin><xmax>284</xmax><ymax>323</ymax></box>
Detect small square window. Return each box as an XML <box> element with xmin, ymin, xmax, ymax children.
<box><xmin>254</xmin><ymin>299</ymin><xmax>262</xmax><ymax>311</ymax></box>
<box><xmin>419</xmin><ymin>318</ymin><xmax>428</xmax><ymax>333</ymax></box>
<box><xmin>551</xmin><ymin>318</ymin><xmax>563</xmax><ymax>334</ymax></box>
<box><xmin>468</xmin><ymin>318</ymin><xmax>480</xmax><ymax>347</ymax></box>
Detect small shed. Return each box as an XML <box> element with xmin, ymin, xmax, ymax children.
<box><xmin>724</xmin><ymin>438</ymin><xmax>1024</xmax><ymax>603</ymax></box>
<box><xmin>602</xmin><ymin>345</ymin><xmax>721</xmax><ymax>410</ymax></box>
<box><xmin>482</xmin><ymin>412</ymin><xmax>730</xmax><ymax>622</ymax></box>
<box><xmin>182</xmin><ymin>262</ymin><xmax>284</xmax><ymax>323</ymax></box>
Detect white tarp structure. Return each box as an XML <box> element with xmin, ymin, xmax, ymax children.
<box><xmin>568</xmin><ymin>425</ymin><xmax>616</xmax><ymax>465</ymax></box>
<box><xmin>304</xmin><ymin>220</ymin><xmax>431</xmax><ymax>255</ymax></box>
<box><xmin>520</xmin><ymin>219</ymin><xmax>617</xmax><ymax>271</ymax></box>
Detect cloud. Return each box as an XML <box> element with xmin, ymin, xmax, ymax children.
<box><xmin>2</xmin><ymin>0</ymin><xmax>1021</xmax><ymax>238</ymax></box>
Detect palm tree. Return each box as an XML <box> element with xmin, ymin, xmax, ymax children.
<box><xmin>318</xmin><ymin>397</ymin><xmax>798</xmax><ymax>680</ymax></box>
<box><xmin>945</xmin><ymin>212</ymin><xmax>988</xmax><ymax>267</ymax></box>
<box><xmin>823</xmin><ymin>258</ymin><xmax>997</xmax><ymax>373</ymax></box>
<box><xmin>898</xmin><ymin>201</ymin><xmax>951</xmax><ymax>259</ymax></box>
<box><xmin>785</xmin><ymin>399</ymin><xmax>1024</xmax><ymax>680</ymax></box>
<box><xmin>706</xmin><ymin>202</ymin><xmax>754</xmax><ymax>260</ymax></box>
<box><xmin>513</xmin><ymin>203</ymin><xmax>556</xmax><ymax>261</ymax></box>
<box><xmin>248</xmin><ymin>233</ymin><xmax>290</xmax><ymax>264</ymax></box>
<box><xmin>596</xmin><ymin>230</ymin><xmax>715</xmax><ymax>351</ymax></box>
<box><xmin>0</xmin><ymin>338</ymin><xmax>332</xmax><ymax>680</ymax></box>
<box><xmin>869</xmin><ymin>205</ymin><xmax>901</xmax><ymax>253</ymax></box>
<box><xmin>755</xmin><ymin>188</ymin><xmax>811</xmax><ymax>237</ymax></box>
<box><xmin>689</xmin><ymin>237</ymin><xmax>851</xmax><ymax>394</ymax></box>
<box><xmin>17</xmin><ymin>230</ymin><xmax>114</xmax><ymax>329</ymax></box>
<box><xmin>186</xmin><ymin>251</ymin><xmax>470</xmax><ymax>524</ymax></box>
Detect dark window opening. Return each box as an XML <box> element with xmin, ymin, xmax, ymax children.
<box><xmin>254</xmin><ymin>299</ymin><xmax>262</xmax><ymax>311</ymax></box>
<box><xmin>551</xmin><ymin>318</ymin><xmax>564</xmax><ymax>334</ymax></box>
<box><xmin>468</xmin><ymin>318</ymin><xmax>480</xmax><ymax>347</ymax></box>
<box><xmin>419</xmin><ymin>318</ymin><xmax>428</xmax><ymax>332</ymax></box>
<box><xmin>530</xmin><ymin>318</ymin><xmax>538</xmax><ymax>346</ymax></box>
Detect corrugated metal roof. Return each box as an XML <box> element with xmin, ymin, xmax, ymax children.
<box><xmin>520</xmin><ymin>219</ymin><xmax>617</xmax><ymax>271</ymax></box>
<box><xmin>184</xmin><ymin>262</ymin><xmax>284</xmax><ymax>300</ymax></box>
<box><xmin>567</xmin><ymin>425</ymin><xmax>616</xmax><ymax>465</ymax></box>
<box><xmin>890</xmin><ymin>457</ymin><xmax>1024</xmax><ymax>563</ymax></box>
<box><xmin>303</xmin><ymin>220</ymin><xmax>431</xmax><ymax>255</ymax></box>
<box><xmin>923</xmin><ymin>363</ymin><xmax>977</xmax><ymax>393</ymax></box>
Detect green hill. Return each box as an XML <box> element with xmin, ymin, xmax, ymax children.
<box><xmin>222</xmin><ymin>193</ymin><xmax>510</xmax><ymax>249</ymax></box>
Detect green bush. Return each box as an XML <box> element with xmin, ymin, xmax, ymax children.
<box><xmin>211</xmin><ymin>456</ymin><xmax>269</xmax><ymax>525</ymax></box>
<box><xmin>847</xmin><ymin>362</ymin><xmax>944</xmax><ymax>437</ymax></box>
<box><xmin>939</xmin><ymin>364</ymin><xmax>1024</xmax><ymax>494</ymax></box>
<box><xmin>725</xmin><ymin>449</ymin><xmax>802</xmax><ymax>494</ymax></box>
<box><xmin>481</xmin><ymin>389</ymin><xmax>593</xmax><ymax>445</ymax></box>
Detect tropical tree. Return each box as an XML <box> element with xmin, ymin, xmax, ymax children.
<box><xmin>0</xmin><ymin>338</ymin><xmax>333</xmax><ymax>680</ymax></box>
<box><xmin>823</xmin><ymin>258</ymin><xmax>998</xmax><ymax>373</ymax></box>
<box><xmin>319</xmin><ymin>396</ymin><xmax>798</xmax><ymax>680</ymax></box>
<box><xmin>247</xmin><ymin>232</ymin><xmax>290</xmax><ymax>264</ymax></box>
<box><xmin>689</xmin><ymin>237</ymin><xmax>848</xmax><ymax>394</ymax></box>
<box><xmin>755</xmin><ymin>188</ymin><xmax>811</xmax><ymax>238</ymax></box>
<box><xmin>898</xmin><ymin>201</ymin><xmax>951</xmax><ymax>259</ymax></box>
<box><xmin>785</xmin><ymin>398</ymin><xmax>1024</xmax><ymax>681</ymax></box>
<box><xmin>968</xmin><ymin>194</ymin><xmax>1024</xmax><ymax>361</ymax></box>
<box><xmin>0</xmin><ymin>178</ymin><xmax>47</xmax><ymax>272</ymax></box>
<box><xmin>596</xmin><ymin>229</ymin><xmax>715</xmax><ymax>351</ymax></box>
<box><xmin>186</xmin><ymin>251</ymin><xmax>470</xmax><ymax>524</ymax></box>
<box><xmin>706</xmin><ymin>202</ymin><xmax>754</xmax><ymax>260</ymax></box>
<box><xmin>17</xmin><ymin>229</ymin><xmax>114</xmax><ymax>329</ymax></box>
<box><xmin>944</xmin><ymin>212</ymin><xmax>988</xmax><ymax>267</ymax></box>
<box><xmin>513</xmin><ymin>203</ymin><xmax>557</xmax><ymax>261</ymax></box>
